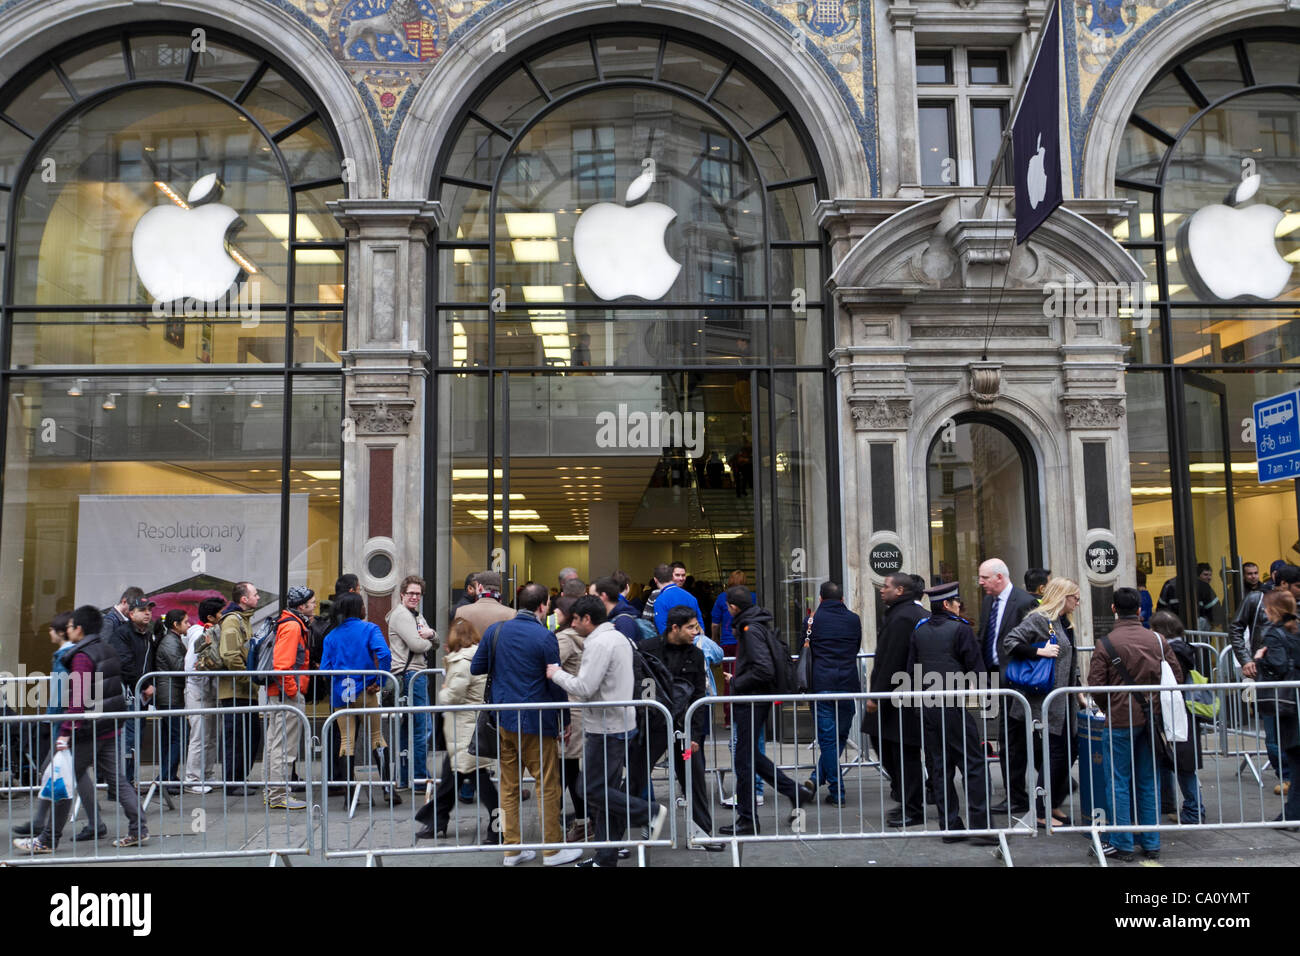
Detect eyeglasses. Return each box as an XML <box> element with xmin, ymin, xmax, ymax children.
<box><xmin>404</xmin><ymin>591</ymin><xmax>422</xmax><ymax>598</ymax></box>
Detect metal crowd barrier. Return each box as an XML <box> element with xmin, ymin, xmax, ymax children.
<box><xmin>1</xmin><ymin>675</ymin><xmax>67</xmax><ymax>795</ymax></box>
<box><xmin>318</xmin><ymin>699</ymin><xmax>678</xmax><ymax>867</ymax></box>
<box><xmin>2</xmin><ymin>704</ymin><xmax>314</xmax><ymax>866</ymax></box>
<box><xmin>684</xmin><ymin>688</ymin><xmax>1037</xmax><ymax>867</ymax></box>
<box><xmin>403</xmin><ymin>668</ymin><xmax>446</xmax><ymax>790</ymax></box>
<box><xmin>1042</xmin><ymin>679</ymin><xmax>1300</xmax><ymax>866</ymax></box>
<box><xmin>1207</xmin><ymin>648</ymin><xmax>1276</xmax><ymax>778</ymax></box>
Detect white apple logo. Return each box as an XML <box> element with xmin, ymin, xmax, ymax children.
<box><xmin>1027</xmin><ymin>133</ymin><xmax>1048</xmax><ymax>210</ymax></box>
<box><xmin>132</xmin><ymin>173</ymin><xmax>245</xmax><ymax>303</ymax></box>
<box><xmin>1177</xmin><ymin>173</ymin><xmax>1292</xmax><ymax>301</ymax></box>
<box><xmin>573</xmin><ymin>160</ymin><xmax>681</xmax><ymax>300</ymax></box>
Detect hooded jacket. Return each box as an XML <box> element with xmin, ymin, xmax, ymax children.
<box><xmin>731</xmin><ymin>604</ymin><xmax>780</xmax><ymax>695</ymax></box>
<box><xmin>217</xmin><ymin>602</ymin><xmax>255</xmax><ymax>700</ymax></box>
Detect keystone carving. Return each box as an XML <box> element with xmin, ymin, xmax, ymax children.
<box><xmin>969</xmin><ymin>366</ymin><xmax>1001</xmax><ymax>408</ymax></box>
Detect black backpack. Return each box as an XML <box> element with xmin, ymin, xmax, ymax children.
<box><xmin>627</xmin><ymin>636</ymin><xmax>674</xmax><ymax>743</ymax></box>
<box><xmin>305</xmin><ymin>614</ymin><xmax>336</xmax><ymax>703</ymax></box>
<box><xmin>744</xmin><ymin>622</ymin><xmax>797</xmax><ymax>696</ymax></box>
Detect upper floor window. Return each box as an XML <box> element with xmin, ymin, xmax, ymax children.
<box><xmin>916</xmin><ymin>47</ymin><xmax>1013</xmax><ymax>188</ymax></box>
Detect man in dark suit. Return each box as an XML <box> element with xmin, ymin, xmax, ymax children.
<box><xmin>867</xmin><ymin>572</ymin><xmax>928</xmax><ymax>826</ymax></box>
<box><xmin>977</xmin><ymin>558</ymin><xmax>1037</xmax><ymax>814</ymax></box>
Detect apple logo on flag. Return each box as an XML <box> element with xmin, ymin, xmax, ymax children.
<box><xmin>1027</xmin><ymin>133</ymin><xmax>1048</xmax><ymax>210</ymax></box>
<box><xmin>573</xmin><ymin>160</ymin><xmax>681</xmax><ymax>300</ymax></box>
<box><xmin>132</xmin><ymin>173</ymin><xmax>246</xmax><ymax>303</ymax></box>
<box><xmin>1176</xmin><ymin>173</ymin><xmax>1292</xmax><ymax>301</ymax></box>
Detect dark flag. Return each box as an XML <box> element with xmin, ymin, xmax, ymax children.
<box><xmin>1012</xmin><ymin>0</ymin><xmax>1062</xmax><ymax>243</ymax></box>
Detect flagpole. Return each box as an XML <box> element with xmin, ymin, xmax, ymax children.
<box><xmin>974</xmin><ymin>0</ymin><xmax>1061</xmax><ymax>219</ymax></box>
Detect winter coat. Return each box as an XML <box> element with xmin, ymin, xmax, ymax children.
<box><xmin>104</xmin><ymin>609</ymin><xmax>150</xmax><ymax>698</ymax></box>
<box><xmin>870</xmin><ymin>597</ymin><xmax>927</xmax><ymax>744</ymax></box>
<box><xmin>549</xmin><ymin>621</ymin><xmax>635</xmax><ymax>735</ymax></box>
<box><xmin>807</xmin><ymin>599</ymin><xmax>862</xmax><ymax>693</ymax></box>
<box><xmin>731</xmin><ymin>605</ymin><xmax>781</xmax><ymax>695</ymax></box>
<box><xmin>150</xmin><ymin>629</ymin><xmax>188</xmax><ymax>709</ymax></box>
<box><xmin>438</xmin><ymin>646</ymin><xmax>493</xmax><ymax>774</ymax></box>
<box><xmin>48</xmin><ymin>641</ymin><xmax>75</xmax><ymax>714</ymax></box>
<box><xmin>269</xmin><ymin>608</ymin><xmax>311</xmax><ymax>699</ymax></box>
<box><xmin>555</xmin><ymin>627</ymin><xmax>585</xmax><ymax>759</ymax></box>
<box><xmin>1001</xmin><ymin>613</ymin><xmax>1080</xmax><ymax>736</ymax></box>
<box><xmin>217</xmin><ymin>604</ymin><xmax>255</xmax><ymax>700</ymax></box>
<box><xmin>1087</xmin><ymin>616</ymin><xmax>1182</xmax><ymax>729</ymax></box>
<box><xmin>1256</xmin><ymin>622</ymin><xmax>1300</xmax><ymax>750</ymax></box>
<box><xmin>469</xmin><ymin>610</ymin><xmax>567</xmax><ymax>737</ymax></box>
<box><xmin>320</xmin><ymin>617</ymin><xmax>392</xmax><ymax>710</ymax></box>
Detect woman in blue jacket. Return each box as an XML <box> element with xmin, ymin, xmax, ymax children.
<box><xmin>320</xmin><ymin>592</ymin><xmax>399</xmax><ymax>804</ymax></box>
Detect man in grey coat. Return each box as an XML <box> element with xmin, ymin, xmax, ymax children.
<box><xmin>547</xmin><ymin>594</ymin><xmax>667</xmax><ymax>866</ymax></box>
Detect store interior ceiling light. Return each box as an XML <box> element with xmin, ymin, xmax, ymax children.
<box><xmin>177</xmin><ymin>394</ymin><xmax>191</xmax><ymax>409</ymax></box>
<box><xmin>101</xmin><ymin>393</ymin><xmax>118</xmax><ymax>411</ymax></box>
<box><xmin>504</xmin><ymin>213</ymin><xmax>557</xmax><ymax>238</ymax></box>
<box><xmin>1188</xmin><ymin>462</ymin><xmax>1259</xmax><ymax>473</ymax></box>
<box><xmin>554</xmin><ymin>535</ymin><xmax>589</xmax><ymax>541</ymax></box>
<box><xmin>302</xmin><ymin>470</ymin><xmax>342</xmax><ymax>480</ymax></box>
<box><xmin>224</xmin><ymin>379</ymin><xmax>237</xmax><ymax>394</ymax></box>
<box><xmin>451</xmin><ymin>493</ymin><xmax>525</xmax><ymax>501</ymax></box>
<box><xmin>66</xmin><ymin>378</ymin><xmax>87</xmax><ymax>397</ymax></box>
<box><xmin>145</xmin><ymin>379</ymin><xmax>163</xmax><ymax>396</ymax></box>
<box><xmin>493</xmin><ymin>524</ymin><xmax>550</xmax><ymax>533</ymax></box>
<box><xmin>250</xmin><ymin>393</ymin><xmax>264</xmax><ymax>409</ymax></box>
<box><xmin>523</xmin><ymin>286</ymin><xmax>565</xmax><ymax>302</ymax></box>
<box><xmin>452</xmin><ymin>469</ymin><xmax>504</xmax><ymax>479</ymax></box>
<box><xmin>468</xmin><ymin>509</ymin><xmax>540</xmax><ymax>520</ymax></box>
<box><xmin>511</xmin><ymin>239</ymin><xmax>559</xmax><ymax>262</ymax></box>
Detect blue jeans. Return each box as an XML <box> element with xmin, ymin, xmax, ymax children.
<box><xmin>1158</xmin><ymin>765</ymin><xmax>1203</xmax><ymax>823</ymax></box>
<box><xmin>810</xmin><ymin>699</ymin><xmax>854</xmax><ymax>797</ymax></box>
<box><xmin>398</xmin><ymin>671</ymin><xmax>429</xmax><ymax>789</ymax></box>
<box><xmin>1109</xmin><ymin>727</ymin><xmax>1159</xmax><ymax>853</ymax></box>
<box><xmin>1263</xmin><ymin>717</ymin><xmax>1291</xmax><ymax>783</ymax></box>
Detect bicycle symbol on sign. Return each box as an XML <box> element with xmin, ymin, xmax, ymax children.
<box><xmin>1260</xmin><ymin>434</ymin><xmax>1278</xmax><ymax>453</ymax></box>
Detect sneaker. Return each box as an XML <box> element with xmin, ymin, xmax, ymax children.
<box><xmin>112</xmin><ymin>832</ymin><xmax>149</xmax><ymax>848</ymax></box>
<box><xmin>566</xmin><ymin>819</ymin><xmax>589</xmax><ymax>843</ymax></box>
<box><xmin>719</xmin><ymin>793</ymin><xmax>738</xmax><ymax>807</ymax></box>
<box><xmin>1141</xmin><ymin>847</ymin><xmax>1160</xmax><ymax>860</ymax></box>
<box><xmin>12</xmin><ymin>836</ymin><xmax>51</xmax><ymax>854</ymax></box>
<box><xmin>798</xmin><ymin>779</ymin><xmax>818</xmax><ymax>802</ymax></box>
<box><xmin>502</xmin><ymin>849</ymin><xmax>536</xmax><ymax>866</ymax></box>
<box><xmin>648</xmin><ymin>803</ymin><xmax>669</xmax><ymax>842</ymax></box>
<box><xmin>184</xmin><ymin>784</ymin><xmax>213</xmax><ymax>794</ymax></box>
<box><xmin>618</xmin><ymin>847</ymin><xmax>631</xmax><ymax>859</ymax></box>
<box><xmin>756</xmin><ymin>794</ymin><xmax>765</xmax><ymax>806</ymax></box>
<box><xmin>10</xmin><ymin>820</ymin><xmax>34</xmax><ymax>836</ymax></box>
<box><xmin>543</xmin><ymin>847</ymin><xmax>582</xmax><ymax>866</ymax></box>
<box><xmin>576</xmin><ymin>857</ymin><xmax>602</xmax><ymax>867</ymax></box>
<box><xmin>824</xmin><ymin>791</ymin><xmax>846</xmax><ymax>807</ymax></box>
<box><xmin>1100</xmin><ymin>843</ymin><xmax>1134</xmax><ymax>862</ymax></box>
<box><xmin>266</xmin><ymin>795</ymin><xmax>307</xmax><ymax>810</ymax></box>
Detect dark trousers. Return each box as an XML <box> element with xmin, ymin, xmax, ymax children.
<box><xmin>879</xmin><ymin>734</ymin><xmax>925</xmax><ymax>815</ymax></box>
<box><xmin>1001</xmin><ymin>712</ymin><xmax>1030</xmax><ymax>809</ymax></box>
<box><xmin>430</xmin><ymin>754</ymin><xmax>498</xmax><ymax>833</ymax></box>
<box><xmin>41</xmin><ymin>733</ymin><xmax>142</xmax><ymax>846</ymax></box>
<box><xmin>1035</xmin><ymin>729</ymin><xmax>1069</xmax><ymax>817</ymax></box>
<box><xmin>563</xmin><ymin>757</ymin><xmax>586</xmax><ymax>818</ymax></box>
<box><xmin>587</xmin><ymin>732</ymin><xmax>651</xmax><ymax>866</ymax></box>
<box><xmin>157</xmin><ymin>711</ymin><xmax>184</xmax><ymax>783</ymax></box>
<box><xmin>923</xmin><ymin>707</ymin><xmax>990</xmax><ymax>830</ymax></box>
<box><xmin>220</xmin><ymin>696</ymin><xmax>262</xmax><ymax>784</ymax></box>
<box><xmin>733</xmin><ymin>703</ymin><xmax>799</xmax><ymax>823</ymax></box>
<box><xmin>627</xmin><ymin>729</ymin><xmax>713</xmax><ymax>834</ymax></box>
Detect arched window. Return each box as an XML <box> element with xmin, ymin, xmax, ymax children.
<box><xmin>0</xmin><ymin>28</ymin><xmax>347</xmax><ymax>670</ymax></box>
<box><xmin>428</xmin><ymin>29</ymin><xmax>834</xmax><ymax>638</ymax></box>
<box><xmin>1114</xmin><ymin>31</ymin><xmax>1300</xmax><ymax>626</ymax></box>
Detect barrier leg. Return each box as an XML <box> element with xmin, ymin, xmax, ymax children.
<box><xmin>997</xmin><ymin>831</ymin><xmax>1014</xmax><ymax>867</ymax></box>
<box><xmin>1090</xmin><ymin>829</ymin><xmax>1109</xmax><ymax>867</ymax></box>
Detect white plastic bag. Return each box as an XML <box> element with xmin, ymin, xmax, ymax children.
<box><xmin>1157</xmin><ymin>637</ymin><xmax>1189</xmax><ymax>744</ymax></box>
<box><xmin>38</xmin><ymin>748</ymin><xmax>76</xmax><ymax>802</ymax></box>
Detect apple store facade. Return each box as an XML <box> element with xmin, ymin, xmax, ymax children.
<box><xmin>0</xmin><ymin>0</ymin><xmax>1295</xmax><ymax>672</ymax></box>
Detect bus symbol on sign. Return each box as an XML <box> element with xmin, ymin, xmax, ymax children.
<box><xmin>1254</xmin><ymin>390</ymin><xmax>1300</xmax><ymax>484</ymax></box>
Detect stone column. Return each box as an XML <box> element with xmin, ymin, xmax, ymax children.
<box><xmin>330</xmin><ymin>199</ymin><xmax>441</xmax><ymax>628</ymax></box>
<box><xmin>887</xmin><ymin>0</ymin><xmax>924</xmax><ymax>197</ymax></box>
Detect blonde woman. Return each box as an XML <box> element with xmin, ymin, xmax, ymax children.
<box><xmin>415</xmin><ymin>617</ymin><xmax>498</xmax><ymax>840</ymax></box>
<box><xmin>1002</xmin><ymin>577</ymin><xmax>1082</xmax><ymax>825</ymax></box>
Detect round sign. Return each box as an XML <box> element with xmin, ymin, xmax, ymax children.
<box><xmin>1085</xmin><ymin>540</ymin><xmax>1118</xmax><ymax>576</ymax></box>
<box><xmin>870</xmin><ymin>543</ymin><xmax>903</xmax><ymax>576</ymax></box>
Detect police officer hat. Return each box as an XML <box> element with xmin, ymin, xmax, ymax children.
<box><xmin>925</xmin><ymin>581</ymin><xmax>960</xmax><ymax>604</ymax></box>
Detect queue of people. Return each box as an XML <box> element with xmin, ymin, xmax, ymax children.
<box><xmin>14</xmin><ymin>554</ymin><xmax>1300</xmax><ymax>866</ymax></box>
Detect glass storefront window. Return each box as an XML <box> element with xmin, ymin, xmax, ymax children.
<box><xmin>0</xmin><ymin>30</ymin><xmax>347</xmax><ymax>674</ymax></box>
<box><xmin>432</xmin><ymin>31</ymin><xmax>832</xmax><ymax>641</ymax></box>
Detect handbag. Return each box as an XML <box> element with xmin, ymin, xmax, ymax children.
<box><xmin>796</xmin><ymin>616</ymin><xmax>814</xmax><ymax>693</ymax></box>
<box><xmin>1156</xmin><ymin>636</ymin><xmax>1189</xmax><ymax>744</ymax></box>
<box><xmin>1099</xmin><ymin>635</ymin><xmax>1177</xmax><ymax>767</ymax></box>
<box><xmin>1004</xmin><ymin>621</ymin><xmax>1057</xmax><ymax>695</ymax></box>
<box><xmin>467</xmin><ymin>623</ymin><xmax>503</xmax><ymax>759</ymax></box>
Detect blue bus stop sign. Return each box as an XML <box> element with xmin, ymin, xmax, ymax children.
<box><xmin>1255</xmin><ymin>390</ymin><xmax>1300</xmax><ymax>483</ymax></box>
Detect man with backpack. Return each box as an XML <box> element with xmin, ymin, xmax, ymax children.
<box><xmin>261</xmin><ymin>586</ymin><xmax>313</xmax><ymax>810</ymax></box>
<box><xmin>631</xmin><ymin>604</ymin><xmax>722</xmax><ymax>850</ymax></box>
<box><xmin>594</xmin><ymin>575</ymin><xmax>650</xmax><ymax>644</ymax></box>
<box><xmin>723</xmin><ymin>586</ymin><xmax>802</xmax><ymax>835</ymax></box>
<box><xmin>547</xmin><ymin>594</ymin><xmax>667</xmax><ymax>866</ymax></box>
<box><xmin>217</xmin><ymin>581</ymin><xmax>262</xmax><ymax>795</ymax></box>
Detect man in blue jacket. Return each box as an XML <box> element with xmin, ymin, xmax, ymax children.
<box><xmin>470</xmin><ymin>582</ymin><xmax>580</xmax><ymax>866</ymax></box>
<box><xmin>653</xmin><ymin>562</ymin><xmax>703</xmax><ymax>635</ymax></box>
<box><xmin>798</xmin><ymin>582</ymin><xmax>863</xmax><ymax>806</ymax></box>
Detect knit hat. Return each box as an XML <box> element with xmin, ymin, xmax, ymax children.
<box><xmin>286</xmin><ymin>585</ymin><xmax>315</xmax><ymax>609</ymax></box>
